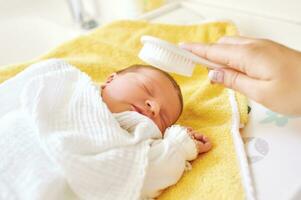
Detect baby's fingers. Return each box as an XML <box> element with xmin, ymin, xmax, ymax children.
<box><xmin>193</xmin><ymin>134</ymin><xmax>208</xmax><ymax>143</ymax></box>
<box><xmin>186</xmin><ymin>127</ymin><xmax>193</xmax><ymax>132</ymax></box>
<box><xmin>196</xmin><ymin>139</ymin><xmax>212</xmax><ymax>154</ymax></box>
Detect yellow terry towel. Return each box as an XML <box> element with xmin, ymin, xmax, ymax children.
<box><xmin>0</xmin><ymin>20</ymin><xmax>252</xmax><ymax>200</ymax></box>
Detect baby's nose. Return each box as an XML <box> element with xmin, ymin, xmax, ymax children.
<box><xmin>145</xmin><ymin>100</ymin><xmax>160</xmax><ymax>117</ymax></box>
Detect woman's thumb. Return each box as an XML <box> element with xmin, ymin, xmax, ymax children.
<box><xmin>208</xmin><ymin>68</ymin><xmax>260</xmax><ymax>98</ymax></box>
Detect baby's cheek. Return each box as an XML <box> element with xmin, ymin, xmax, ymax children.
<box><xmin>113</xmin><ymin>85</ymin><xmax>145</xmax><ymax>107</ymax></box>
<box><xmin>110</xmin><ymin>80</ymin><xmax>132</xmax><ymax>94</ymax></box>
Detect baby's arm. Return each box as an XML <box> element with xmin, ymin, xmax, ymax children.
<box><xmin>141</xmin><ymin>125</ymin><xmax>211</xmax><ymax>198</ymax></box>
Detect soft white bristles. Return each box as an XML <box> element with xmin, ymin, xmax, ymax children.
<box><xmin>139</xmin><ymin>35</ymin><xmax>223</xmax><ymax>77</ymax></box>
<box><xmin>139</xmin><ymin>42</ymin><xmax>195</xmax><ymax>76</ymax></box>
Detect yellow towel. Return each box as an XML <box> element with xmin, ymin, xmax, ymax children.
<box><xmin>0</xmin><ymin>20</ymin><xmax>249</xmax><ymax>199</ymax></box>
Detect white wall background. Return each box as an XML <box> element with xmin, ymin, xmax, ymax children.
<box><xmin>191</xmin><ymin>0</ymin><xmax>301</xmax><ymax>23</ymax></box>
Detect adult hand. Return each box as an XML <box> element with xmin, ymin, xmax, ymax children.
<box><xmin>181</xmin><ymin>36</ymin><xmax>301</xmax><ymax>115</ymax></box>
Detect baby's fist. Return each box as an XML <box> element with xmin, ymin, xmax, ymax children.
<box><xmin>187</xmin><ymin>127</ymin><xmax>212</xmax><ymax>154</ymax></box>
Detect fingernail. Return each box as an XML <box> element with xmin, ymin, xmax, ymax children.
<box><xmin>208</xmin><ymin>70</ymin><xmax>224</xmax><ymax>83</ymax></box>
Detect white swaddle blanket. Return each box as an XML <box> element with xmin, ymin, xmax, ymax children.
<box><xmin>0</xmin><ymin>59</ymin><xmax>163</xmax><ymax>200</ymax></box>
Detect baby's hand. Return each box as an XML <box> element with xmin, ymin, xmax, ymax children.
<box><xmin>187</xmin><ymin>127</ymin><xmax>212</xmax><ymax>154</ymax></box>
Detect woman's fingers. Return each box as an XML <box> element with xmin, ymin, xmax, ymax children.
<box><xmin>208</xmin><ymin>68</ymin><xmax>266</xmax><ymax>103</ymax></box>
<box><xmin>180</xmin><ymin>42</ymin><xmax>245</xmax><ymax>72</ymax></box>
<box><xmin>181</xmin><ymin>36</ymin><xmax>301</xmax><ymax>115</ymax></box>
<box><xmin>217</xmin><ymin>36</ymin><xmax>255</xmax><ymax>45</ymax></box>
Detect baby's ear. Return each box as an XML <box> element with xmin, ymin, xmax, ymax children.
<box><xmin>101</xmin><ymin>73</ymin><xmax>117</xmax><ymax>89</ymax></box>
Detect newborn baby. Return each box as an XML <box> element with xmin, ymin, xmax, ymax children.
<box><xmin>100</xmin><ymin>64</ymin><xmax>212</xmax><ymax>197</ymax></box>
<box><xmin>0</xmin><ymin>59</ymin><xmax>211</xmax><ymax>200</ymax></box>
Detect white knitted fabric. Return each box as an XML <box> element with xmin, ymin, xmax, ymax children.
<box><xmin>0</xmin><ymin>59</ymin><xmax>163</xmax><ymax>200</ymax></box>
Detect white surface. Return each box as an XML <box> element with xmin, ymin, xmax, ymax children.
<box><xmin>139</xmin><ymin>1</ymin><xmax>301</xmax><ymax>200</ymax></box>
<box><xmin>243</xmin><ymin>100</ymin><xmax>301</xmax><ymax>200</ymax></box>
<box><xmin>0</xmin><ymin>17</ymin><xmax>80</xmax><ymax>66</ymax></box>
<box><xmin>0</xmin><ymin>0</ymin><xmax>176</xmax><ymax>66</ymax></box>
<box><xmin>0</xmin><ymin>0</ymin><xmax>81</xmax><ymax>66</ymax></box>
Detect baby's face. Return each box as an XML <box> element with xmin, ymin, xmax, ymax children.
<box><xmin>101</xmin><ymin>68</ymin><xmax>182</xmax><ymax>133</ymax></box>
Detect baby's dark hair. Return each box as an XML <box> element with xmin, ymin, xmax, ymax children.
<box><xmin>116</xmin><ymin>64</ymin><xmax>184</xmax><ymax>116</ymax></box>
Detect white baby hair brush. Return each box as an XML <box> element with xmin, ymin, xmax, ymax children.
<box><xmin>138</xmin><ymin>35</ymin><xmax>222</xmax><ymax>77</ymax></box>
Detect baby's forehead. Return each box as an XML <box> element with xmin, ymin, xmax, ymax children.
<box><xmin>137</xmin><ymin>69</ymin><xmax>176</xmax><ymax>91</ymax></box>
<box><xmin>134</xmin><ymin>67</ymin><xmax>169</xmax><ymax>82</ymax></box>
